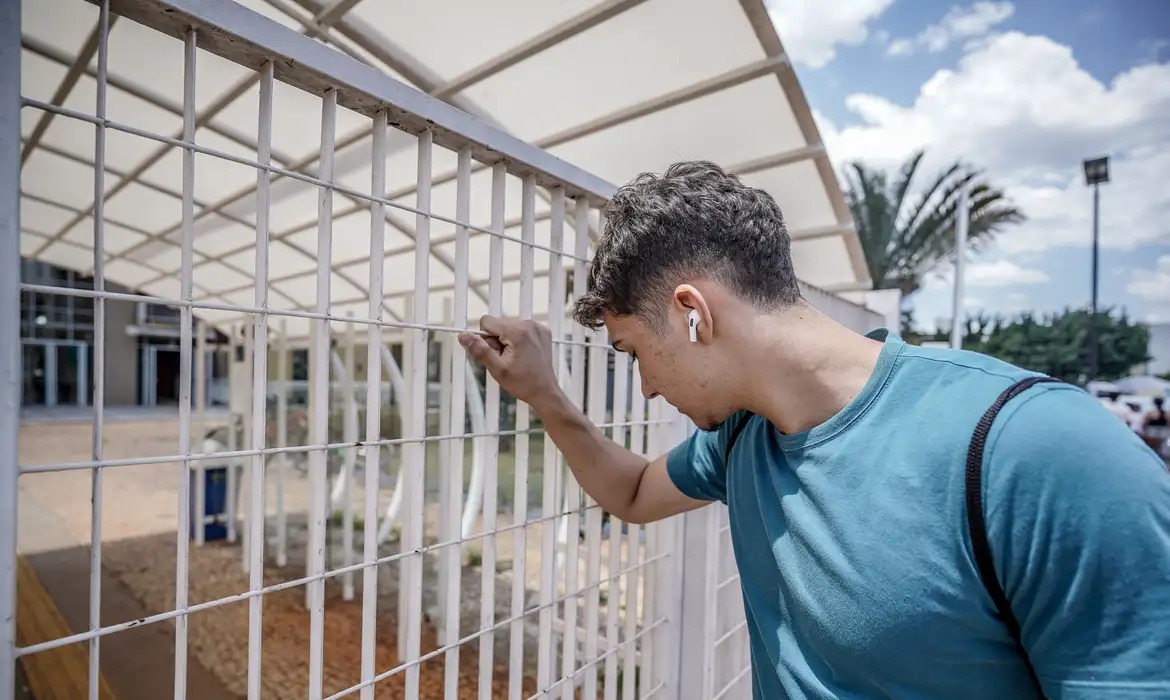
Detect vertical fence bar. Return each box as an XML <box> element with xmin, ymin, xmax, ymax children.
<box><xmin>88</xmin><ymin>5</ymin><xmax>112</xmax><ymax>697</ymax></box>
<box><xmin>276</xmin><ymin>319</ymin><xmax>289</xmax><ymax>568</ymax></box>
<box><xmin>245</xmin><ymin>58</ymin><xmax>274</xmax><ymax>700</ymax></box>
<box><xmin>560</xmin><ymin>199</ymin><xmax>590</xmax><ymax>699</ymax></box>
<box><xmin>342</xmin><ymin>314</ymin><xmax>356</xmax><ymax>602</ymax></box>
<box><xmin>308</xmin><ymin>87</ymin><xmax>337</xmax><ymax>700</ymax></box>
<box><xmin>583</xmin><ymin>327</ymin><xmax>608</xmax><ymax>699</ymax></box>
<box><xmin>443</xmin><ymin>146</ymin><xmax>473</xmax><ymax>699</ymax></box>
<box><xmin>241</xmin><ymin>322</ymin><xmax>254</xmax><ymax>573</ymax></box>
<box><xmin>537</xmin><ymin>187</ymin><xmax>566</xmax><ymax>693</ymax></box>
<box><xmin>0</xmin><ymin>1</ymin><xmax>21</xmax><ymax>695</ymax></box>
<box><xmin>405</xmin><ymin>129</ymin><xmax>434</xmax><ymax>700</ymax></box>
<box><xmin>477</xmin><ymin>162</ymin><xmax>507</xmax><ymax>700</ymax></box>
<box><xmin>359</xmin><ymin>109</ymin><xmax>388</xmax><ymax>700</ymax></box>
<box><xmin>604</xmin><ymin>350</ymin><xmax>629</xmax><ymax>700</ymax></box>
<box><xmin>640</xmin><ymin>402</ymin><xmax>658</xmax><ymax>699</ymax></box>
<box><xmin>508</xmin><ymin>174</ymin><xmax>537</xmax><ymax>700</ymax></box>
<box><xmin>194</xmin><ymin>319</ymin><xmax>207</xmax><ymax>548</ymax></box>
<box><xmin>172</xmin><ymin>24</ymin><xmax>198</xmax><ymax>700</ymax></box>
<box><xmin>622</xmin><ymin>365</ymin><xmax>646</xmax><ymax>700</ymax></box>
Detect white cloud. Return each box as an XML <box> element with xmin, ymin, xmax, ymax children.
<box><xmin>966</xmin><ymin>260</ymin><xmax>1049</xmax><ymax>286</ymax></box>
<box><xmin>924</xmin><ymin>260</ymin><xmax>1048</xmax><ymax>291</ymax></box>
<box><xmin>767</xmin><ymin>0</ymin><xmax>896</xmax><ymax>68</ymax></box>
<box><xmin>887</xmin><ymin>2</ymin><xmax>1016</xmax><ymax>56</ymax></box>
<box><xmin>818</xmin><ymin>31</ymin><xmax>1170</xmax><ymax>254</ymax></box>
<box><xmin>1127</xmin><ymin>256</ymin><xmax>1170</xmax><ymax>303</ymax></box>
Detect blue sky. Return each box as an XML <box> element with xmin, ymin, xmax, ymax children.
<box><xmin>768</xmin><ymin>0</ymin><xmax>1170</xmax><ymax>331</ymax></box>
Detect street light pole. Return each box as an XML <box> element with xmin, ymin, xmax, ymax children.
<box><xmin>1082</xmin><ymin>155</ymin><xmax>1109</xmax><ymax>383</ymax></box>
<box><xmin>1089</xmin><ymin>180</ymin><xmax>1100</xmax><ymax>382</ymax></box>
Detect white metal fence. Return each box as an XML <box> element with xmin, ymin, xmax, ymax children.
<box><xmin>2</xmin><ymin>1</ymin><xmax>886</xmax><ymax>698</ymax></box>
<box><xmin>2</xmin><ymin>0</ymin><xmax>690</xmax><ymax>697</ymax></box>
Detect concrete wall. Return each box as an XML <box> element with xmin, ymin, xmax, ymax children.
<box><xmin>102</xmin><ymin>291</ymin><xmax>138</xmax><ymax>406</ymax></box>
<box><xmin>798</xmin><ymin>281</ymin><xmax>885</xmax><ymax>336</ymax></box>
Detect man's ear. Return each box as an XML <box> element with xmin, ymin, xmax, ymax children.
<box><xmin>672</xmin><ymin>284</ymin><xmax>712</xmax><ymax>342</ymax></box>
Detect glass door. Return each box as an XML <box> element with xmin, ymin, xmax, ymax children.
<box><xmin>55</xmin><ymin>343</ymin><xmax>87</xmax><ymax>406</ymax></box>
<box><xmin>21</xmin><ymin>340</ymin><xmax>89</xmax><ymax>407</ymax></box>
<box><xmin>22</xmin><ymin>343</ymin><xmax>48</xmax><ymax>407</ymax></box>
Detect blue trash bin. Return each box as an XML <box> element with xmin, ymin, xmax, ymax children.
<box><xmin>189</xmin><ymin>465</ymin><xmax>229</xmax><ymax>542</ymax></box>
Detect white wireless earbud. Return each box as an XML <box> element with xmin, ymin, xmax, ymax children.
<box><xmin>687</xmin><ymin>309</ymin><xmax>701</xmax><ymax>343</ymax></box>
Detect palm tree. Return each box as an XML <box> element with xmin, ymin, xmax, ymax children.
<box><xmin>843</xmin><ymin>149</ymin><xmax>1024</xmax><ymax>297</ymax></box>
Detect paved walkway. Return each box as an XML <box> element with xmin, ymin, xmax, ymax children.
<box><xmin>21</xmin><ymin>404</ymin><xmax>229</xmax><ymax>425</ymax></box>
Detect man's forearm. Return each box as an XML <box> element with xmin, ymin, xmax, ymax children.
<box><xmin>531</xmin><ymin>388</ymin><xmax>648</xmax><ymax>520</ymax></box>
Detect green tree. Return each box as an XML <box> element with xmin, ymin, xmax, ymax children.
<box><xmin>946</xmin><ymin>308</ymin><xmax>1150</xmax><ymax>383</ymax></box>
<box><xmin>844</xmin><ymin>150</ymin><xmax>1025</xmax><ymax>297</ymax></box>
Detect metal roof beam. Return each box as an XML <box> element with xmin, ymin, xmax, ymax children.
<box><xmin>726</xmin><ymin>144</ymin><xmax>824</xmax><ymax>177</ymax></box>
<box><xmin>19</xmin><ymin>16</ymin><xmax>119</xmax><ymax>165</ymax></box>
<box><xmin>382</xmin><ymin>54</ymin><xmax>791</xmax><ymax>209</ymax></box>
<box><xmin>21</xmin><ymin>35</ymin><xmax>296</xmax><ymax>165</ymax></box>
<box><xmin>29</xmin><ymin>69</ymin><xmax>261</xmax><ymax>259</ymax></box>
<box><xmin>433</xmin><ymin>0</ymin><xmax>650</xmax><ymax>100</ymax></box>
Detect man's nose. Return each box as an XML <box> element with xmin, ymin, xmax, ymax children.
<box><xmin>640</xmin><ymin>374</ymin><xmax>658</xmax><ymax>400</ymax></box>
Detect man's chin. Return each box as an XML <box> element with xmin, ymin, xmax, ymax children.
<box><xmin>695</xmin><ymin>416</ymin><xmax>725</xmax><ymax>432</ymax></box>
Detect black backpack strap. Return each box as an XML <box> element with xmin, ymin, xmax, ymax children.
<box><xmin>966</xmin><ymin>375</ymin><xmax>1061</xmax><ymax>698</ymax></box>
<box><xmin>722</xmin><ymin>411</ymin><xmax>753</xmax><ymax>466</ymax></box>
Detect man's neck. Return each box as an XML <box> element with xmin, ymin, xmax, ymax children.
<box><xmin>734</xmin><ymin>303</ymin><xmax>886</xmax><ymax>436</ymax></box>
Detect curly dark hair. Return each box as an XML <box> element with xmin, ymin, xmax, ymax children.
<box><xmin>572</xmin><ymin>160</ymin><xmax>801</xmax><ymax>330</ymax></box>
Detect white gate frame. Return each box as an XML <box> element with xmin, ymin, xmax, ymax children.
<box><xmin>0</xmin><ymin>2</ymin><xmax>21</xmax><ymax>697</ymax></box>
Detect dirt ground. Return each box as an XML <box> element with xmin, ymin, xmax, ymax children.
<box><xmin>16</xmin><ymin>411</ymin><xmax>643</xmax><ymax>699</ymax></box>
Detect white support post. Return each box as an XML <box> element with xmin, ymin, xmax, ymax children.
<box><xmin>604</xmin><ymin>350</ymin><xmax>630</xmax><ymax>700</ymax></box>
<box><xmin>404</xmin><ymin>129</ymin><xmax>434</xmax><ymax>700</ymax></box>
<box><xmin>174</xmin><ymin>24</ymin><xmax>197</xmax><ymax>700</ymax></box>
<box><xmin>950</xmin><ymin>182</ymin><xmax>970</xmax><ymax>350</ymax></box>
<box><xmin>342</xmin><ymin>314</ymin><xmax>356</xmax><ymax>602</ymax></box>
<box><xmin>226</xmin><ymin>376</ymin><xmax>238</xmax><ymax>545</ymax></box>
<box><xmin>508</xmin><ymin>174</ymin><xmax>537</xmax><ymax>700</ymax></box>
<box><xmin>583</xmin><ymin>327</ymin><xmax>609</xmax><ymax>699</ymax></box>
<box><xmin>700</xmin><ymin>502</ymin><xmax>721</xmax><ymax>699</ymax></box>
<box><xmin>307</xmin><ymin>87</ymin><xmax>337</xmax><ymax>700</ymax></box>
<box><xmin>622</xmin><ymin>364</ymin><xmax>646</xmax><ymax>700</ymax></box>
<box><xmin>538</xmin><ymin>187</ymin><xmax>566</xmax><ymax>693</ymax></box>
<box><xmin>398</xmin><ymin>292</ymin><xmax>414</xmax><ymax>661</ymax></box>
<box><xmin>0</xmin><ymin>3</ymin><xmax>21</xmax><ymax>696</ymax></box>
<box><xmin>359</xmin><ymin>109</ymin><xmax>388</xmax><ymax>700</ymax></box>
<box><xmin>276</xmin><ymin>319</ymin><xmax>289</xmax><ymax>568</ymax></box>
<box><xmin>640</xmin><ymin>402</ymin><xmax>659</xmax><ymax>699</ymax></box>
<box><xmin>478</xmin><ymin>162</ymin><xmax>507</xmax><ymax>700</ymax></box>
<box><xmin>246</xmin><ymin>59</ymin><xmax>273</xmax><ymax>699</ymax></box>
<box><xmin>442</xmin><ymin>146</ymin><xmax>473</xmax><ymax>700</ymax></box>
<box><xmin>561</xmin><ymin>198</ymin><xmax>590</xmax><ymax>700</ymax></box>
<box><xmin>195</xmin><ymin>319</ymin><xmax>207</xmax><ymax>547</ymax></box>
<box><xmin>437</xmin><ymin>298</ymin><xmax>453</xmax><ymax>643</ymax></box>
<box><xmin>653</xmin><ymin>406</ymin><xmax>690</xmax><ymax>700</ymax></box>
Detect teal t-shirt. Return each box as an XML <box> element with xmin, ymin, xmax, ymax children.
<box><xmin>666</xmin><ymin>329</ymin><xmax>1170</xmax><ymax>699</ymax></box>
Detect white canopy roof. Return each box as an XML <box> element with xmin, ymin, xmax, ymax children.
<box><xmin>18</xmin><ymin>0</ymin><xmax>871</xmax><ymax>339</ymax></box>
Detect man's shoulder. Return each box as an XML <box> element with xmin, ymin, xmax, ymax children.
<box><xmin>983</xmin><ymin>379</ymin><xmax>1167</xmax><ymax>500</ymax></box>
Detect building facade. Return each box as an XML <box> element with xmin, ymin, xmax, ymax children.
<box><xmin>20</xmin><ymin>258</ymin><xmax>226</xmax><ymax>409</ymax></box>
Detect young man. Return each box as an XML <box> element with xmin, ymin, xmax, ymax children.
<box><xmin>458</xmin><ymin>161</ymin><xmax>1170</xmax><ymax>699</ymax></box>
